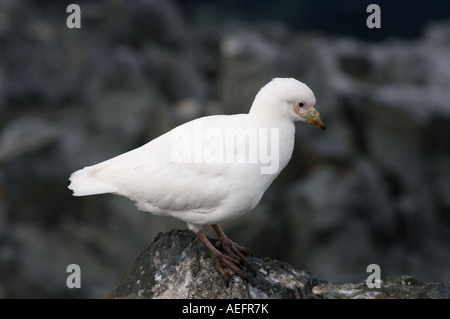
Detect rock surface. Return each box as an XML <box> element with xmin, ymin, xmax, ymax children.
<box><xmin>313</xmin><ymin>276</ymin><xmax>450</xmax><ymax>299</ymax></box>
<box><xmin>104</xmin><ymin>230</ymin><xmax>450</xmax><ymax>299</ymax></box>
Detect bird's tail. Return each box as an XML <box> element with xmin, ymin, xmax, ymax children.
<box><xmin>68</xmin><ymin>166</ymin><xmax>118</xmax><ymax>196</ymax></box>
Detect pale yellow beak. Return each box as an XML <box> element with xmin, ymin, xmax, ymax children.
<box><xmin>305</xmin><ymin>108</ymin><xmax>326</xmax><ymax>130</ymax></box>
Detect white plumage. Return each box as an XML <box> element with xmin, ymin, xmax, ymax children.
<box><xmin>68</xmin><ymin>77</ymin><xmax>325</xmax><ymax>282</ymax></box>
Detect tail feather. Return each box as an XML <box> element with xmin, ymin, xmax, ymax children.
<box><xmin>68</xmin><ymin>166</ymin><xmax>118</xmax><ymax>196</ymax></box>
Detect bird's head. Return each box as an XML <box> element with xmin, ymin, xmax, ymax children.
<box><xmin>252</xmin><ymin>78</ymin><xmax>326</xmax><ymax>130</ymax></box>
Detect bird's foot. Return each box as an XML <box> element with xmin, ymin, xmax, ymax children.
<box><xmin>210</xmin><ymin>248</ymin><xmax>247</xmax><ymax>284</ymax></box>
<box><xmin>196</xmin><ymin>229</ymin><xmax>248</xmax><ymax>284</ymax></box>
<box><xmin>214</xmin><ymin>237</ymin><xmax>256</xmax><ymax>274</ymax></box>
<box><xmin>212</xmin><ymin>224</ymin><xmax>256</xmax><ymax>274</ymax></box>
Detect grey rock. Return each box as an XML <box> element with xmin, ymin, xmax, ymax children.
<box><xmin>0</xmin><ymin>117</ymin><xmax>57</xmax><ymax>163</ymax></box>
<box><xmin>285</xmin><ymin>159</ymin><xmax>396</xmax><ymax>283</ymax></box>
<box><xmin>107</xmin><ymin>0</ymin><xmax>187</xmax><ymax>48</ymax></box>
<box><xmin>105</xmin><ymin>229</ymin><xmax>323</xmax><ymax>299</ymax></box>
<box><xmin>105</xmin><ymin>230</ymin><xmax>450</xmax><ymax>299</ymax></box>
<box><xmin>313</xmin><ymin>275</ymin><xmax>450</xmax><ymax>299</ymax></box>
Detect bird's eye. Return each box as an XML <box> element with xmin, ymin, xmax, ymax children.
<box><xmin>299</xmin><ymin>102</ymin><xmax>304</xmax><ymax>107</ymax></box>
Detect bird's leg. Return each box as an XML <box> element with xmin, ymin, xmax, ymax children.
<box><xmin>195</xmin><ymin>229</ymin><xmax>247</xmax><ymax>284</ymax></box>
<box><xmin>211</xmin><ymin>224</ymin><xmax>256</xmax><ymax>274</ymax></box>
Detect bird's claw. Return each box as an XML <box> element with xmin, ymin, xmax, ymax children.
<box><xmin>211</xmin><ymin>250</ymin><xmax>247</xmax><ymax>285</ymax></box>
<box><xmin>215</xmin><ymin>238</ymin><xmax>256</xmax><ymax>274</ymax></box>
<box><xmin>197</xmin><ymin>226</ymin><xmax>256</xmax><ymax>285</ymax></box>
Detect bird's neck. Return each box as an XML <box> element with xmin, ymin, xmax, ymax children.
<box><xmin>247</xmin><ymin>98</ymin><xmax>296</xmax><ymax>174</ymax></box>
<box><xmin>248</xmin><ymin>96</ymin><xmax>293</xmax><ymax>130</ymax></box>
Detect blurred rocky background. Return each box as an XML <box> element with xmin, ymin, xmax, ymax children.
<box><xmin>0</xmin><ymin>0</ymin><xmax>449</xmax><ymax>298</ymax></box>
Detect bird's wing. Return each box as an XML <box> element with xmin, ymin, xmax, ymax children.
<box><xmin>69</xmin><ymin>114</ymin><xmax>252</xmax><ymax>214</ymax></box>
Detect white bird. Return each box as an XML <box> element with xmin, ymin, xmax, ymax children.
<box><xmin>68</xmin><ymin>77</ymin><xmax>325</xmax><ymax>283</ymax></box>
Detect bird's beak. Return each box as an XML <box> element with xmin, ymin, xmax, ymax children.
<box><xmin>305</xmin><ymin>108</ymin><xmax>326</xmax><ymax>130</ymax></box>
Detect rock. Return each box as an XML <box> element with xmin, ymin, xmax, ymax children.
<box><xmin>104</xmin><ymin>230</ymin><xmax>450</xmax><ymax>299</ymax></box>
<box><xmin>104</xmin><ymin>229</ymin><xmax>323</xmax><ymax>299</ymax></box>
<box><xmin>285</xmin><ymin>159</ymin><xmax>396</xmax><ymax>283</ymax></box>
<box><xmin>106</xmin><ymin>0</ymin><xmax>187</xmax><ymax>48</ymax></box>
<box><xmin>313</xmin><ymin>275</ymin><xmax>450</xmax><ymax>299</ymax></box>
<box><xmin>0</xmin><ymin>116</ymin><xmax>57</xmax><ymax>163</ymax></box>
